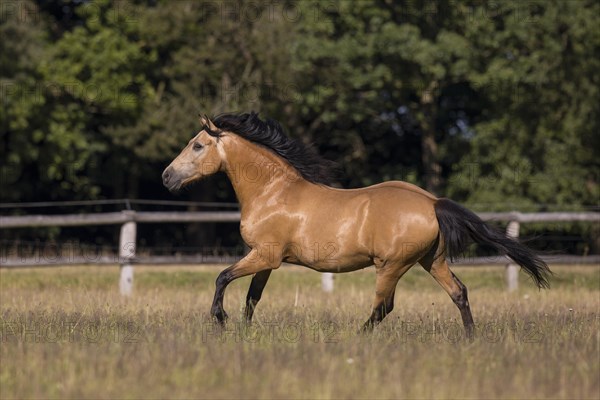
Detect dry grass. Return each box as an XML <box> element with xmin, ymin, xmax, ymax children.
<box><xmin>0</xmin><ymin>264</ymin><xmax>598</xmax><ymax>399</ymax></box>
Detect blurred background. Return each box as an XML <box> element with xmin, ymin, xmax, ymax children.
<box><xmin>1</xmin><ymin>0</ymin><xmax>598</xmax><ymax>261</ymax></box>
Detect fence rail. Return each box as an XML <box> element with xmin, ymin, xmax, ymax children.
<box><xmin>1</xmin><ymin>210</ymin><xmax>598</xmax><ymax>294</ymax></box>
<box><xmin>1</xmin><ymin>255</ymin><xmax>597</xmax><ymax>268</ymax></box>
<box><xmin>0</xmin><ymin>211</ymin><xmax>241</xmax><ymax>228</ymax></box>
<box><xmin>477</xmin><ymin>212</ymin><xmax>598</xmax><ymax>223</ymax></box>
<box><xmin>2</xmin><ymin>211</ymin><xmax>597</xmax><ymax>229</ymax></box>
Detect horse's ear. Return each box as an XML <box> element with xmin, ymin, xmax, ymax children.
<box><xmin>199</xmin><ymin>114</ymin><xmax>208</xmax><ymax>126</ymax></box>
<box><xmin>199</xmin><ymin>114</ymin><xmax>218</xmax><ymax>132</ymax></box>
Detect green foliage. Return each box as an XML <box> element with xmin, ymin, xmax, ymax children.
<box><xmin>448</xmin><ymin>0</ymin><xmax>600</xmax><ymax>209</ymax></box>
<box><xmin>1</xmin><ymin>0</ymin><xmax>597</xmax><ymax>209</ymax></box>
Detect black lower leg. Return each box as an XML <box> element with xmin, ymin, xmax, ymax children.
<box><xmin>451</xmin><ymin>273</ymin><xmax>474</xmax><ymax>339</ymax></box>
<box><xmin>211</xmin><ymin>269</ymin><xmax>234</xmax><ymax>324</ymax></box>
<box><xmin>244</xmin><ymin>270</ymin><xmax>272</xmax><ymax>322</ymax></box>
<box><xmin>362</xmin><ymin>300</ymin><xmax>394</xmax><ymax>332</ymax></box>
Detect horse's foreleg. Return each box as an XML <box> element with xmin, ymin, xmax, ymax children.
<box><xmin>211</xmin><ymin>250</ymin><xmax>278</xmax><ymax>325</ymax></box>
<box><xmin>362</xmin><ymin>262</ymin><xmax>413</xmax><ymax>331</ymax></box>
<box><xmin>244</xmin><ymin>270</ymin><xmax>272</xmax><ymax>322</ymax></box>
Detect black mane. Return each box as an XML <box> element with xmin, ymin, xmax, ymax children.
<box><xmin>208</xmin><ymin>112</ymin><xmax>336</xmax><ymax>185</ymax></box>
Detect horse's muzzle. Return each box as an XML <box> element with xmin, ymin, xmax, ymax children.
<box><xmin>162</xmin><ymin>167</ymin><xmax>181</xmax><ymax>193</ymax></box>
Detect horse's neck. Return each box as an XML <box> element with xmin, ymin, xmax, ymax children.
<box><xmin>221</xmin><ymin>136</ymin><xmax>302</xmax><ymax>209</ymax></box>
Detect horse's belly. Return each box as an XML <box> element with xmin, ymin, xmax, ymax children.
<box><xmin>284</xmin><ymin>251</ymin><xmax>373</xmax><ymax>273</ymax></box>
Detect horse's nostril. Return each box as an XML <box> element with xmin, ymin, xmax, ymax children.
<box><xmin>163</xmin><ymin>170</ymin><xmax>171</xmax><ymax>184</ymax></box>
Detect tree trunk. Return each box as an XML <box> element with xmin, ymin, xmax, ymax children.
<box><xmin>420</xmin><ymin>81</ymin><xmax>441</xmax><ymax>195</ymax></box>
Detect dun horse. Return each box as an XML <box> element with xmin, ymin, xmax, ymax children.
<box><xmin>163</xmin><ymin>112</ymin><xmax>551</xmax><ymax>337</ymax></box>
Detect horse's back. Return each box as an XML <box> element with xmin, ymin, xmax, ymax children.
<box><xmin>304</xmin><ymin>181</ymin><xmax>440</xmax><ymax>264</ymax></box>
<box><xmin>317</xmin><ymin>180</ymin><xmax>437</xmax><ymax>214</ymax></box>
<box><xmin>365</xmin><ymin>180</ymin><xmax>438</xmax><ymax>201</ymax></box>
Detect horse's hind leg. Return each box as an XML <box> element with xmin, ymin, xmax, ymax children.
<box><xmin>244</xmin><ymin>270</ymin><xmax>272</xmax><ymax>322</ymax></box>
<box><xmin>420</xmin><ymin>254</ymin><xmax>475</xmax><ymax>339</ymax></box>
<box><xmin>362</xmin><ymin>262</ymin><xmax>414</xmax><ymax>331</ymax></box>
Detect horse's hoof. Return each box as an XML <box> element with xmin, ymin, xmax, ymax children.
<box><xmin>359</xmin><ymin>323</ymin><xmax>375</xmax><ymax>334</ymax></box>
<box><xmin>211</xmin><ymin>308</ymin><xmax>228</xmax><ymax>325</ymax></box>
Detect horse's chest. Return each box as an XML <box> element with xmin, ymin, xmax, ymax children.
<box><xmin>239</xmin><ymin>220</ymin><xmax>254</xmax><ymax>244</ymax></box>
<box><xmin>239</xmin><ymin>214</ymin><xmax>290</xmax><ymax>244</ymax></box>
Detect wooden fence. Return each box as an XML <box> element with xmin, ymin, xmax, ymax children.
<box><xmin>1</xmin><ymin>210</ymin><xmax>598</xmax><ymax>294</ymax></box>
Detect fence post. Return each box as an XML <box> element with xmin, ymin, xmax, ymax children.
<box><xmin>322</xmin><ymin>272</ymin><xmax>334</xmax><ymax>292</ymax></box>
<box><xmin>505</xmin><ymin>220</ymin><xmax>520</xmax><ymax>292</ymax></box>
<box><xmin>119</xmin><ymin>211</ymin><xmax>136</xmax><ymax>296</ymax></box>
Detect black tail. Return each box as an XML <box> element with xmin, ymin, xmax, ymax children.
<box><xmin>434</xmin><ymin>198</ymin><xmax>551</xmax><ymax>288</ymax></box>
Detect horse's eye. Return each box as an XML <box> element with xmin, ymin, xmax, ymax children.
<box><xmin>193</xmin><ymin>142</ymin><xmax>204</xmax><ymax>151</ymax></box>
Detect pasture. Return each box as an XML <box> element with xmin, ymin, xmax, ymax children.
<box><xmin>1</xmin><ymin>264</ymin><xmax>598</xmax><ymax>399</ymax></box>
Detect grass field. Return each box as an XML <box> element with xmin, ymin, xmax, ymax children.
<box><xmin>1</xmin><ymin>264</ymin><xmax>598</xmax><ymax>399</ymax></box>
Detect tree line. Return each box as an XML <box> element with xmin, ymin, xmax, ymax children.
<box><xmin>1</xmin><ymin>0</ymin><xmax>598</xmax><ymax>251</ymax></box>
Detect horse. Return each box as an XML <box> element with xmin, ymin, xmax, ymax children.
<box><xmin>162</xmin><ymin>112</ymin><xmax>551</xmax><ymax>338</ymax></box>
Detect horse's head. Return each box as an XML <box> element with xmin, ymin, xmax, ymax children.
<box><xmin>162</xmin><ymin>115</ymin><xmax>223</xmax><ymax>193</ymax></box>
